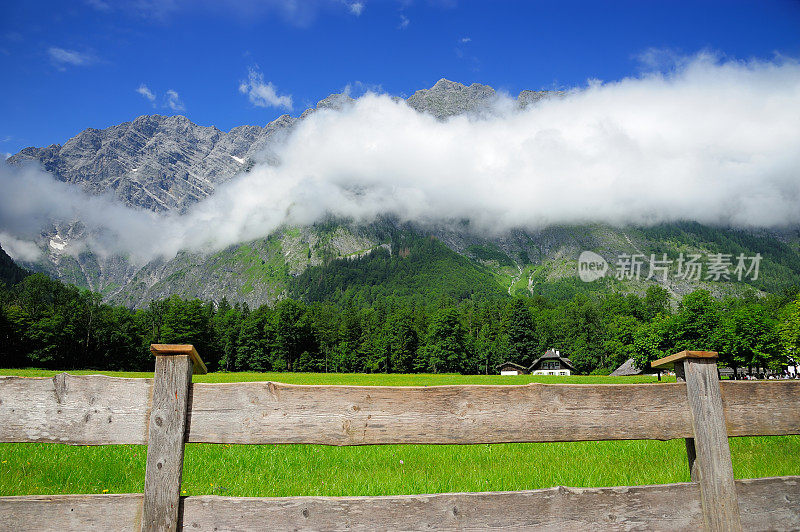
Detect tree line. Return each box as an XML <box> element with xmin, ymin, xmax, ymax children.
<box><xmin>1</xmin><ymin>273</ymin><xmax>799</xmax><ymax>375</ymax></box>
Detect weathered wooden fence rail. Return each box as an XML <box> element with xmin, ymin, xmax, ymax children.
<box><xmin>0</xmin><ymin>347</ymin><xmax>798</xmax><ymax>531</ymax></box>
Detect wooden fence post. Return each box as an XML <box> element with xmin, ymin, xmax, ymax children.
<box><xmin>672</xmin><ymin>362</ymin><xmax>699</xmax><ymax>481</ymax></box>
<box><xmin>141</xmin><ymin>345</ymin><xmax>207</xmax><ymax>532</ymax></box>
<box><xmin>652</xmin><ymin>350</ymin><xmax>742</xmax><ymax>532</ymax></box>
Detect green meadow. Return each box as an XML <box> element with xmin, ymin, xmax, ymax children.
<box><xmin>1</xmin><ymin>371</ymin><xmax>798</xmax><ymax>497</ymax></box>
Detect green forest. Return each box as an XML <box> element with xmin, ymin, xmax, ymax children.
<box><xmin>2</xmin><ymin>252</ymin><xmax>799</xmax><ymax>375</ymax></box>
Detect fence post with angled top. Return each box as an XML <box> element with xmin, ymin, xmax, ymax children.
<box><xmin>141</xmin><ymin>344</ymin><xmax>207</xmax><ymax>532</ymax></box>
<box><xmin>652</xmin><ymin>350</ymin><xmax>741</xmax><ymax>532</ymax></box>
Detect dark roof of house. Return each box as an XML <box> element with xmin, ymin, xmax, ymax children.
<box><xmin>610</xmin><ymin>358</ymin><xmax>660</xmax><ymax>376</ymax></box>
<box><xmin>609</xmin><ymin>358</ymin><xmax>643</xmax><ymax>376</ymax></box>
<box><xmin>495</xmin><ymin>361</ymin><xmax>528</xmax><ymax>371</ymax></box>
<box><xmin>528</xmin><ymin>349</ymin><xmax>576</xmax><ymax>372</ymax></box>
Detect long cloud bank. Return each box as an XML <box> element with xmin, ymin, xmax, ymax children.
<box><xmin>2</xmin><ymin>54</ymin><xmax>800</xmax><ymax>263</ymax></box>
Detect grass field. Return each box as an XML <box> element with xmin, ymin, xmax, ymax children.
<box><xmin>1</xmin><ymin>370</ymin><xmax>798</xmax><ymax>498</ymax></box>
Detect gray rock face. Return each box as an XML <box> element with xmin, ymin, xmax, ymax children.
<box><xmin>406</xmin><ymin>79</ymin><xmax>498</xmax><ymax>119</ymax></box>
<box><xmin>518</xmin><ymin>89</ymin><xmax>564</xmax><ymax>109</ymax></box>
<box><xmin>299</xmin><ymin>93</ymin><xmax>355</xmax><ymax>120</ymax></box>
<box><xmin>7</xmin><ymin>114</ymin><xmax>297</xmax><ymax>212</ymax></box>
<box><xmin>404</xmin><ymin>80</ymin><xmax>563</xmax><ymax>118</ymax></box>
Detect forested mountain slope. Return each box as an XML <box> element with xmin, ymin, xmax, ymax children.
<box><xmin>0</xmin><ymin>244</ymin><xmax>29</xmax><ymax>287</ymax></box>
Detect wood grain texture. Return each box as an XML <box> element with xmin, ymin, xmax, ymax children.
<box><xmin>721</xmin><ymin>380</ymin><xmax>800</xmax><ymax>436</ymax></box>
<box><xmin>3</xmin><ymin>377</ymin><xmax>799</xmax><ymax>446</ymax></box>
<box><xmin>682</xmin><ymin>358</ymin><xmax>742</xmax><ymax>531</ymax></box>
<box><xmin>652</xmin><ymin>350</ymin><xmax>718</xmax><ymax>368</ymax></box>
<box><xmin>0</xmin><ymin>494</ymin><xmax>143</xmax><ymax>531</ymax></box>
<box><xmin>185</xmin><ymin>381</ymin><xmax>694</xmax><ymax>445</ymax></box>
<box><xmin>735</xmin><ymin>476</ymin><xmax>800</xmax><ymax>530</ymax></box>
<box><xmin>674</xmin><ymin>363</ymin><xmax>699</xmax><ymax>481</ymax></box>
<box><xmin>180</xmin><ymin>483</ymin><xmax>703</xmax><ymax>531</ymax></box>
<box><xmin>2</xmin><ymin>476</ymin><xmax>798</xmax><ymax>531</ymax></box>
<box><xmin>141</xmin><ymin>354</ymin><xmax>193</xmax><ymax>532</ymax></box>
<box><xmin>0</xmin><ymin>374</ymin><xmax>152</xmax><ymax>445</ymax></box>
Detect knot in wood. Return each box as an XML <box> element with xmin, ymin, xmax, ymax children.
<box><xmin>52</xmin><ymin>373</ymin><xmax>68</xmax><ymax>404</ymax></box>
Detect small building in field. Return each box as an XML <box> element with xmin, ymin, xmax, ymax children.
<box><xmin>610</xmin><ymin>358</ymin><xmax>672</xmax><ymax>379</ymax></box>
<box><xmin>610</xmin><ymin>358</ymin><xmax>643</xmax><ymax>376</ymax></box>
<box><xmin>496</xmin><ymin>361</ymin><xmax>529</xmax><ymax>375</ymax></box>
<box><xmin>528</xmin><ymin>349</ymin><xmax>575</xmax><ymax>376</ymax></box>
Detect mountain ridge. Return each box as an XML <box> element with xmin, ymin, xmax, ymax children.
<box><xmin>6</xmin><ymin>78</ymin><xmax>558</xmax><ymax>213</ymax></box>
<box><xmin>3</xmin><ymin>79</ymin><xmax>799</xmax><ymax>308</ymax></box>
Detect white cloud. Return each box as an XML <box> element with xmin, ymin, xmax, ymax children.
<box><xmin>47</xmin><ymin>47</ymin><xmax>95</xmax><ymax>69</ymax></box>
<box><xmin>0</xmin><ymin>165</ymin><xmax>168</xmax><ymax>263</ymax></box>
<box><xmin>3</xmin><ymin>153</ymin><xmax>10</xmax><ymax>160</ymax></box>
<box><xmin>136</xmin><ymin>83</ymin><xmax>156</xmax><ymax>102</ymax></box>
<box><xmin>137</xmin><ymin>84</ymin><xmax>182</xmax><ymax>110</ymax></box>
<box><xmin>460</xmin><ymin>37</ymin><xmax>471</xmax><ymax>43</ymax></box>
<box><xmin>239</xmin><ymin>68</ymin><xmax>293</xmax><ymax>110</ymax></box>
<box><xmin>0</xmin><ymin>232</ymin><xmax>41</xmax><ymax>262</ymax></box>
<box><xmin>398</xmin><ymin>14</ymin><xmax>409</xmax><ymax>29</ymax></box>
<box><xmin>165</xmin><ymin>89</ymin><xmax>185</xmax><ymax>111</ymax></box>
<box><xmin>2</xmin><ymin>54</ymin><xmax>800</xmax><ymax>264</ymax></box>
<box><xmin>348</xmin><ymin>2</ymin><xmax>364</xmax><ymax>16</ymax></box>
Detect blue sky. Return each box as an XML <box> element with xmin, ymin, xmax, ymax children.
<box><xmin>1</xmin><ymin>0</ymin><xmax>799</xmax><ymax>156</ymax></box>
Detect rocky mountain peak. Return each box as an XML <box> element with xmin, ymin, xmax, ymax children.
<box><xmin>517</xmin><ymin>89</ymin><xmax>566</xmax><ymax>109</ymax></box>
<box><xmin>317</xmin><ymin>93</ymin><xmax>355</xmax><ymax>111</ymax></box>
<box><xmin>5</xmin><ymin>79</ymin><xmax>564</xmax><ymax>214</ymax></box>
<box><xmin>6</xmin><ymin>113</ymin><xmax>271</xmax><ymax>212</ymax></box>
<box><xmin>406</xmin><ymin>78</ymin><xmax>497</xmax><ymax>119</ymax></box>
<box><xmin>299</xmin><ymin>93</ymin><xmax>355</xmax><ymax>119</ymax></box>
<box><xmin>431</xmin><ymin>78</ymin><xmax>464</xmax><ymax>90</ymax></box>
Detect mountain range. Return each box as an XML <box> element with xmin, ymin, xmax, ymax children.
<box><xmin>4</xmin><ymin>79</ymin><xmax>800</xmax><ymax>308</ymax></box>
<box><xmin>8</xmin><ymin>80</ymin><xmax>552</xmax><ymax>213</ymax></box>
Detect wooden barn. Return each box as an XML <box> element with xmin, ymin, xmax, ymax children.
<box><xmin>610</xmin><ymin>358</ymin><xmax>643</xmax><ymax>376</ymax></box>
<box><xmin>496</xmin><ymin>361</ymin><xmax>529</xmax><ymax>375</ymax></box>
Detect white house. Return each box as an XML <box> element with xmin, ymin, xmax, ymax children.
<box><xmin>528</xmin><ymin>349</ymin><xmax>575</xmax><ymax>376</ymax></box>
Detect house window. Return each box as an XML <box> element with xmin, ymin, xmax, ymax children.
<box><xmin>541</xmin><ymin>361</ymin><xmax>560</xmax><ymax>370</ymax></box>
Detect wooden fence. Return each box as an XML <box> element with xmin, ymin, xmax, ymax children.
<box><xmin>1</xmin><ymin>346</ymin><xmax>799</xmax><ymax>531</ymax></box>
